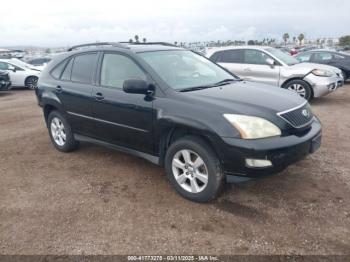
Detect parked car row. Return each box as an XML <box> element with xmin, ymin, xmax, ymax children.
<box><xmin>206</xmin><ymin>46</ymin><xmax>344</xmax><ymax>101</ymax></box>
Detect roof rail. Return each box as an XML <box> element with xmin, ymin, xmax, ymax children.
<box><xmin>119</xmin><ymin>42</ymin><xmax>178</xmax><ymax>47</ymax></box>
<box><xmin>67</xmin><ymin>42</ymin><xmax>129</xmax><ymax>51</ymax></box>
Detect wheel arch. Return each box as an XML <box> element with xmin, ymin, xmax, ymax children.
<box><xmin>158</xmin><ymin>125</ymin><xmax>222</xmax><ymax>167</ymax></box>
<box><xmin>281</xmin><ymin>77</ymin><xmax>314</xmax><ymax>98</ymax></box>
<box><xmin>24</xmin><ymin>75</ymin><xmax>38</xmax><ymax>85</ymax></box>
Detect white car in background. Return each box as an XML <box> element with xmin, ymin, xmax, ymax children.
<box><xmin>0</xmin><ymin>58</ymin><xmax>41</xmax><ymax>89</ymax></box>
<box><xmin>207</xmin><ymin>46</ymin><xmax>344</xmax><ymax>100</ymax></box>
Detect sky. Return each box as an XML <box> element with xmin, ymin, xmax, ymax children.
<box><xmin>0</xmin><ymin>0</ymin><xmax>349</xmax><ymax>47</ymax></box>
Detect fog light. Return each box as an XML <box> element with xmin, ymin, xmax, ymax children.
<box><xmin>245</xmin><ymin>159</ymin><xmax>272</xmax><ymax>168</ymax></box>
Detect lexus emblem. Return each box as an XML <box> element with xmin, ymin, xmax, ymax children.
<box><xmin>302</xmin><ymin>109</ymin><xmax>309</xmax><ymax>118</ymax></box>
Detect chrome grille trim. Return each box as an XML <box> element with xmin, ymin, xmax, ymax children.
<box><xmin>277</xmin><ymin>101</ymin><xmax>314</xmax><ymax>128</ymax></box>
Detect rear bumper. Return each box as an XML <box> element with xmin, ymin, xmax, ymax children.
<box><xmin>304</xmin><ymin>73</ymin><xmax>343</xmax><ymax>97</ymax></box>
<box><xmin>219</xmin><ymin>119</ymin><xmax>322</xmax><ymax>180</ymax></box>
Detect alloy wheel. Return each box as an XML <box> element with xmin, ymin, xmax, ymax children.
<box><xmin>26</xmin><ymin>77</ymin><xmax>38</xmax><ymax>89</ymax></box>
<box><xmin>287</xmin><ymin>84</ymin><xmax>306</xmax><ymax>98</ymax></box>
<box><xmin>172</xmin><ymin>149</ymin><xmax>209</xmax><ymax>193</ymax></box>
<box><xmin>50</xmin><ymin>117</ymin><xmax>66</xmax><ymax>146</ymax></box>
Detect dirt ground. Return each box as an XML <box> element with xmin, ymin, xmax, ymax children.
<box><xmin>0</xmin><ymin>84</ymin><xmax>349</xmax><ymax>255</ymax></box>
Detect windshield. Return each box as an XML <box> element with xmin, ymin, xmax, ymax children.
<box><xmin>266</xmin><ymin>48</ymin><xmax>300</xmax><ymax>66</ymax></box>
<box><xmin>139</xmin><ymin>50</ymin><xmax>237</xmax><ymax>90</ymax></box>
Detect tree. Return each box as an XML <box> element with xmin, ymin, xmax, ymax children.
<box><xmin>283</xmin><ymin>33</ymin><xmax>289</xmax><ymax>45</ymax></box>
<box><xmin>134</xmin><ymin>35</ymin><xmax>139</xmax><ymax>43</ymax></box>
<box><xmin>129</xmin><ymin>39</ymin><xmax>133</xmax><ymax>43</ymax></box>
<box><xmin>298</xmin><ymin>33</ymin><xmax>305</xmax><ymax>45</ymax></box>
<box><xmin>339</xmin><ymin>35</ymin><xmax>350</xmax><ymax>46</ymax></box>
<box><xmin>142</xmin><ymin>38</ymin><xmax>147</xmax><ymax>43</ymax></box>
<box><xmin>174</xmin><ymin>41</ymin><xmax>178</xmax><ymax>46</ymax></box>
<box><xmin>247</xmin><ymin>40</ymin><xmax>255</xmax><ymax>45</ymax></box>
<box><xmin>293</xmin><ymin>36</ymin><xmax>296</xmax><ymax>43</ymax></box>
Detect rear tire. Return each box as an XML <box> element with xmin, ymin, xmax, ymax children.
<box><xmin>283</xmin><ymin>79</ymin><xmax>313</xmax><ymax>101</ymax></box>
<box><xmin>47</xmin><ymin>110</ymin><xmax>79</xmax><ymax>152</ymax></box>
<box><xmin>165</xmin><ymin>136</ymin><xmax>224</xmax><ymax>203</ymax></box>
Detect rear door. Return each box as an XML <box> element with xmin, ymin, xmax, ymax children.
<box><xmin>241</xmin><ymin>49</ymin><xmax>280</xmax><ymax>86</ymax></box>
<box><xmin>53</xmin><ymin>52</ymin><xmax>98</xmax><ymax>136</ymax></box>
<box><xmin>91</xmin><ymin>52</ymin><xmax>154</xmax><ymax>154</ymax></box>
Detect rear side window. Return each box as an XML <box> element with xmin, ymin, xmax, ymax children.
<box><xmin>51</xmin><ymin>60</ymin><xmax>67</xmax><ymax>79</ymax></box>
<box><xmin>100</xmin><ymin>53</ymin><xmax>146</xmax><ymax>89</ymax></box>
<box><xmin>71</xmin><ymin>53</ymin><xmax>98</xmax><ymax>84</ymax></box>
<box><xmin>210</xmin><ymin>50</ymin><xmax>243</xmax><ymax>63</ymax></box>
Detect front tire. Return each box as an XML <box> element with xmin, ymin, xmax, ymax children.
<box><xmin>283</xmin><ymin>79</ymin><xmax>313</xmax><ymax>101</ymax></box>
<box><xmin>165</xmin><ymin>136</ymin><xmax>224</xmax><ymax>203</ymax></box>
<box><xmin>47</xmin><ymin>111</ymin><xmax>79</xmax><ymax>152</ymax></box>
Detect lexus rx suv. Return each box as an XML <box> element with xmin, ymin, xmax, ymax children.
<box><xmin>207</xmin><ymin>46</ymin><xmax>344</xmax><ymax>101</ymax></box>
<box><xmin>36</xmin><ymin>42</ymin><xmax>322</xmax><ymax>202</ymax></box>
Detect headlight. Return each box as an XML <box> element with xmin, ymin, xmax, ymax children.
<box><xmin>312</xmin><ymin>69</ymin><xmax>334</xmax><ymax>77</ymax></box>
<box><xmin>223</xmin><ymin>114</ymin><xmax>281</xmax><ymax>139</ymax></box>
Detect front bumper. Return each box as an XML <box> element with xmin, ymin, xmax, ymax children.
<box><xmin>219</xmin><ymin>119</ymin><xmax>322</xmax><ymax>180</ymax></box>
<box><xmin>0</xmin><ymin>80</ymin><xmax>11</xmax><ymax>91</ymax></box>
<box><xmin>304</xmin><ymin>73</ymin><xmax>343</xmax><ymax>98</ymax></box>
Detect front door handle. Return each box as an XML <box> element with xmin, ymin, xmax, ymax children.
<box><xmin>243</xmin><ymin>68</ymin><xmax>252</xmax><ymax>72</ymax></box>
<box><xmin>94</xmin><ymin>92</ymin><xmax>104</xmax><ymax>100</ymax></box>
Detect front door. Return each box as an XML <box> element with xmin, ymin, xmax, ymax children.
<box><xmin>91</xmin><ymin>52</ymin><xmax>154</xmax><ymax>154</ymax></box>
<box><xmin>241</xmin><ymin>49</ymin><xmax>280</xmax><ymax>86</ymax></box>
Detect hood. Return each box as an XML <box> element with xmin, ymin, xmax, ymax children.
<box><xmin>290</xmin><ymin>62</ymin><xmax>342</xmax><ymax>74</ymax></box>
<box><xmin>182</xmin><ymin>80</ymin><xmax>306</xmax><ymax>117</ymax></box>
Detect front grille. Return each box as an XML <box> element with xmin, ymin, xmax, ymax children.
<box><xmin>277</xmin><ymin>102</ymin><xmax>314</xmax><ymax>128</ymax></box>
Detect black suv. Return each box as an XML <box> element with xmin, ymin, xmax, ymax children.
<box><xmin>0</xmin><ymin>70</ymin><xmax>11</xmax><ymax>91</ymax></box>
<box><xmin>36</xmin><ymin>42</ymin><xmax>322</xmax><ymax>202</ymax></box>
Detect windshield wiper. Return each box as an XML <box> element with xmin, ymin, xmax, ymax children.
<box><xmin>179</xmin><ymin>79</ymin><xmax>239</xmax><ymax>92</ymax></box>
<box><xmin>179</xmin><ymin>85</ymin><xmax>215</xmax><ymax>92</ymax></box>
<box><xmin>212</xmin><ymin>78</ymin><xmax>238</xmax><ymax>86</ymax></box>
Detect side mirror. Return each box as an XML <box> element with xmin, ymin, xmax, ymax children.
<box><xmin>8</xmin><ymin>65</ymin><xmax>16</xmax><ymax>72</ymax></box>
<box><xmin>266</xmin><ymin>58</ymin><xmax>275</xmax><ymax>66</ymax></box>
<box><xmin>123</xmin><ymin>79</ymin><xmax>150</xmax><ymax>95</ymax></box>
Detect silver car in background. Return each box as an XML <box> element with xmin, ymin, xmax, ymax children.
<box><xmin>206</xmin><ymin>46</ymin><xmax>344</xmax><ymax>100</ymax></box>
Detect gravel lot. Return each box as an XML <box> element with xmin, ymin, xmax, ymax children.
<box><xmin>0</xmin><ymin>84</ymin><xmax>350</xmax><ymax>255</ymax></box>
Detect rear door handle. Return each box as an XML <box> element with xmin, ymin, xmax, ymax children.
<box><xmin>55</xmin><ymin>85</ymin><xmax>62</xmax><ymax>93</ymax></box>
<box><xmin>94</xmin><ymin>92</ymin><xmax>104</xmax><ymax>100</ymax></box>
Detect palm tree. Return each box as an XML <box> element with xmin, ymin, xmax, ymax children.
<box><xmin>293</xmin><ymin>36</ymin><xmax>296</xmax><ymax>43</ymax></box>
<box><xmin>142</xmin><ymin>38</ymin><xmax>147</xmax><ymax>43</ymax></box>
<box><xmin>298</xmin><ymin>33</ymin><xmax>305</xmax><ymax>45</ymax></box>
<box><xmin>134</xmin><ymin>35</ymin><xmax>139</xmax><ymax>43</ymax></box>
<box><xmin>283</xmin><ymin>33</ymin><xmax>289</xmax><ymax>45</ymax></box>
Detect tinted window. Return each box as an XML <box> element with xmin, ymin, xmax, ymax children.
<box><xmin>244</xmin><ymin>50</ymin><xmax>270</xmax><ymax>65</ymax></box>
<box><xmin>61</xmin><ymin>58</ymin><xmax>73</xmax><ymax>81</ymax></box>
<box><xmin>71</xmin><ymin>53</ymin><xmax>98</xmax><ymax>84</ymax></box>
<box><xmin>51</xmin><ymin>60</ymin><xmax>67</xmax><ymax>79</ymax></box>
<box><xmin>213</xmin><ymin>50</ymin><xmax>243</xmax><ymax>63</ymax></box>
<box><xmin>100</xmin><ymin>53</ymin><xmax>146</xmax><ymax>89</ymax></box>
